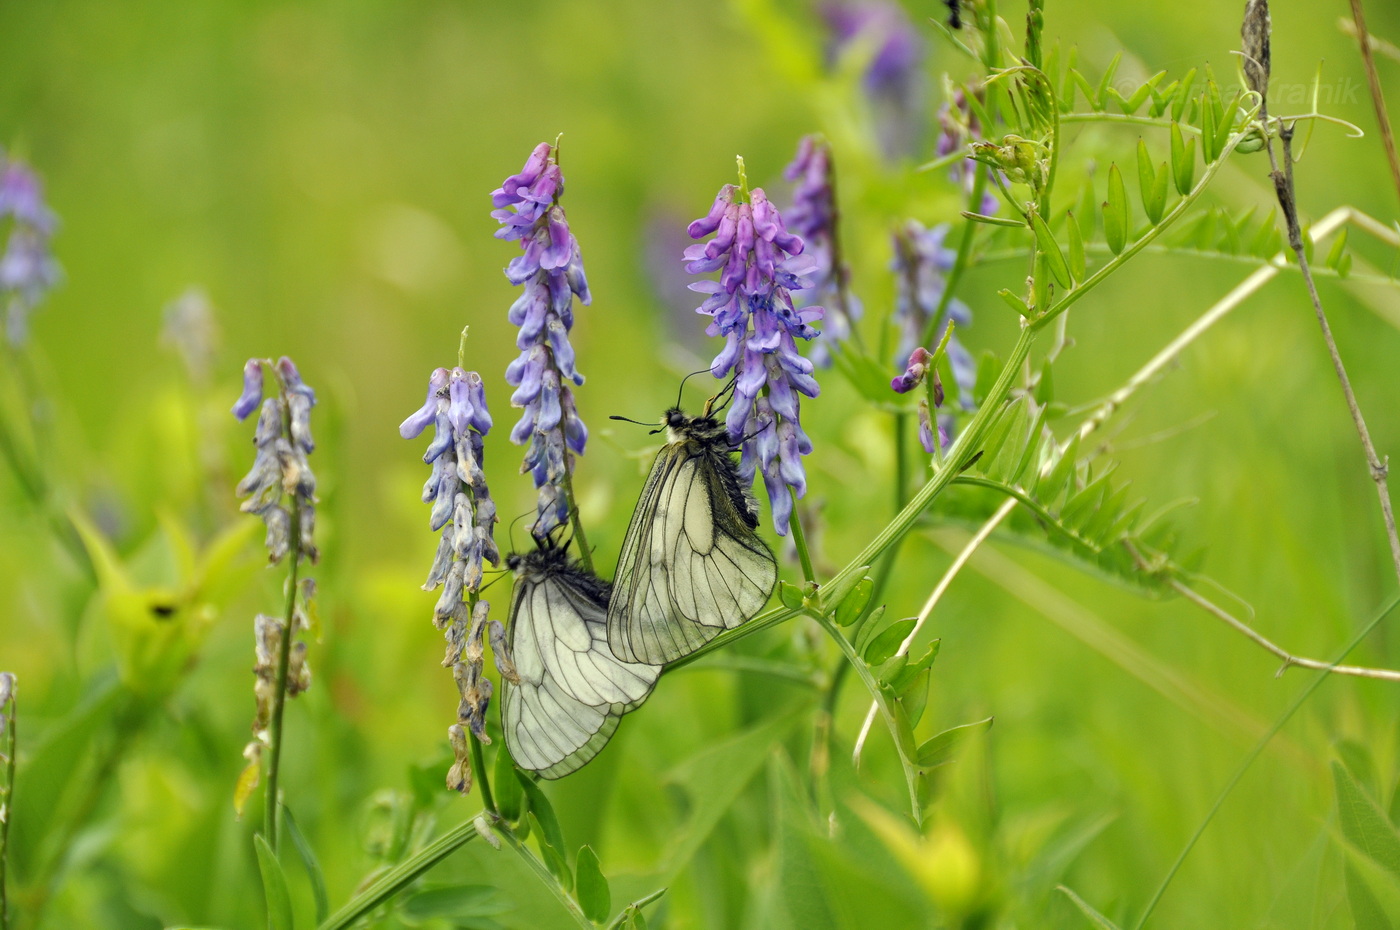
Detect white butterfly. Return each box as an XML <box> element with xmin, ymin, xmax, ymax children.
<box><xmin>606</xmin><ymin>407</ymin><xmax>778</xmax><ymax>666</ymax></box>
<box><xmin>501</xmin><ymin>542</ymin><xmax>660</xmax><ymax>778</ymax></box>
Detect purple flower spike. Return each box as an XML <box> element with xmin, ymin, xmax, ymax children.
<box><xmin>891</xmin><ymin>346</ymin><xmax>934</xmax><ymax>394</ymax></box>
<box><xmin>405</xmin><ymin>366</ymin><xmax>498</xmax><ymax>609</ymax></box>
<box><xmin>892</xmin><ymin>219</ymin><xmax>976</xmax><ymax>407</ymax></box>
<box><xmin>784</xmin><ymin>136</ymin><xmax>861</xmax><ymax>368</ymax></box>
<box><xmin>687</xmin><ymin>177</ymin><xmax>822</xmax><ymax>536</ymax></box>
<box><xmin>821</xmin><ymin>2</ymin><xmax>927</xmax><ymax>160</ymax></box>
<box><xmin>232</xmin><ymin>359</ymin><xmax>265</xmax><ymax>420</ymax></box>
<box><xmin>0</xmin><ymin>150</ymin><xmax>62</xmax><ymax>346</ymax></box>
<box><xmin>494</xmin><ymin>142</ymin><xmax>592</xmax><ymax>539</ymax></box>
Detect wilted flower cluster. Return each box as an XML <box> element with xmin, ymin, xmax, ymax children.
<box><xmin>686</xmin><ymin>183</ymin><xmax>822</xmax><ymax>535</ymax></box>
<box><xmin>400</xmin><ymin>366</ymin><xmax>514</xmax><ymax>793</ymax></box>
<box><xmin>251</xmin><ymin>605</ymin><xmax>313</xmax><ymax>736</ymax></box>
<box><xmin>231</xmin><ymin>359</ymin><xmax>318</xmax><ymax>811</ymax></box>
<box><xmin>492</xmin><ymin>142</ymin><xmax>591</xmax><ymax>539</ymax></box>
<box><xmin>0</xmin><ymin>152</ymin><xmax>61</xmax><ymax>346</ymax></box>
<box><xmin>821</xmin><ymin>2</ymin><xmax>927</xmax><ymax>159</ymax></box>
<box><xmin>892</xmin><ymin>345</ymin><xmax>948</xmax><ymax>453</ymax></box>
<box><xmin>936</xmin><ymin>87</ymin><xmax>1000</xmax><ymax>215</ymax></box>
<box><xmin>892</xmin><ymin>220</ymin><xmax>975</xmax><ymax>405</ymax></box>
<box><xmin>784</xmin><ymin>136</ymin><xmax>860</xmax><ymax>367</ymax></box>
<box><xmin>232</xmin><ymin>357</ymin><xmax>319</xmax><ymax>563</ymax></box>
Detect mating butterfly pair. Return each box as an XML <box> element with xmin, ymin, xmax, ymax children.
<box><xmin>501</xmin><ymin>405</ymin><xmax>778</xmax><ymax>777</ymax></box>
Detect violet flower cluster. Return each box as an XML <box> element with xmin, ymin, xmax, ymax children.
<box><xmin>892</xmin><ymin>346</ymin><xmax>948</xmax><ymax>454</ymax></box>
<box><xmin>892</xmin><ymin>220</ymin><xmax>976</xmax><ymax>405</ymax></box>
<box><xmin>492</xmin><ymin>142</ymin><xmax>590</xmax><ymax>539</ymax></box>
<box><xmin>232</xmin><ymin>357</ymin><xmax>319</xmax><ymax>564</ymax></box>
<box><xmin>686</xmin><ymin>183</ymin><xmax>822</xmax><ymax>536</ymax></box>
<box><xmin>400</xmin><ymin>366</ymin><xmax>514</xmax><ymax>793</ymax></box>
<box><xmin>821</xmin><ymin>2</ymin><xmax>927</xmax><ymax>160</ymax></box>
<box><xmin>784</xmin><ymin>136</ymin><xmax>860</xmax><ymax>368</ymax></box>
<box><xmin>0</xmin><ymin>152</ymin><xmax>61</xmax><ymax>347</ymax></box>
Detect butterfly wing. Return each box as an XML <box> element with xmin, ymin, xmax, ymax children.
<box><xmin>607</xmin><ymin>441</ymin><xmax>778</xmax><ymax>665</ymax></box>
<box><xmin>503</xmin><ymin>570</ymin><xmax>660</xmax><ymax>779</ymax></box>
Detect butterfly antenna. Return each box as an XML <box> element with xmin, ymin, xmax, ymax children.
<box><xmin>609</xmin><ymin>414</ymin><xmax>661</xmax><ymax>427</ymax></box>
<box><xmin>507</xmin><ymin>510</ymin><xmax>534</xmax><ymax>555</ymax></box>
<box><xmin>675</xmin><ymin>366</ymin><xmax>715</xmax><ymax>410</ymax></box>
<box><xmin>705</xmin><ymin>374</ymin><xmax>739</xmax><ymax>417</ymax></box>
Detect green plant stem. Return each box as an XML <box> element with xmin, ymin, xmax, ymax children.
<box><xmin>810</xmin><ymin>609</ymin><xmax>922</xmax><ymax>823</ymax></box>
<box><xmin>318</xmin><ymin>816</ymin><xmax>483</xmax><ymax>930</ymax></box>
<box><xmin>562</xmin><ymin>460</ymin><xmax>594</xmax><ymax>573</ymax></box>
<box><xmin>602</xmin><ymin>888</ymin><xmax>668</xmax><ymax>930</ymax></box>
<box><xmin>1</xmin><ymin>690</ymin><xmax>15</xmax><ymax>930</ymax></box>
<box><xmin>499</xmin><ymin>828</ymin><xmax>594</xmax><ymax>930</ymax></box>
<box><xmin>263</xmin><ymin>440</ymin><xmax>304</xmax><ymax>852</ymax></box>
<box><xmin>469</xmin><ymin>732</ymin><xmax>495</xmax><ymax>815</ymax></box>
<box><xmin>788</xmin><ymin>490</ymin><xmax>816</xmax><ymax>585</ymax></box>
<box><xmin>1133</xmin><ymin>593</ymin><xmax>1400</xmax><ymax>929</ymax></box>
<box><xmin>465</xmin><ymin>589</ymin><xmax>496</xmax><ymax>813</ymax></box>
<box><xmin>826</xmin><ymin>325</ymin><xmax>1037</xmax><ymax>599</ymax></box>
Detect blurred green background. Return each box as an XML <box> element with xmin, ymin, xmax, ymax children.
<box><xmin>3</xmin><ymin>0</ymin><xmax>1400</xmax><ymax>927</ymax></box>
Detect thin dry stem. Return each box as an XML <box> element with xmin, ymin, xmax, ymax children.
<box><xmin>1265</xmin><ymin>123</ymin><xmax>1400</xmax><ymax>589</ymax></box>
<box><xmin>1168</xmin><ymin>572</ymin><xmax>1400</xmax><ymax>681</ymax></box>
<box><xmin>1349</xmin><ymin>0</ymin><xmax>1400</xmax><ymax>205</ymax></box>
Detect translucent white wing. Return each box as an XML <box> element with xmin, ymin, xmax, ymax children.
<box><xmin>607</xmin><ymin>443</ymin><xmax>778</xmax><ymax>666</ymax></box>
<box><xmin>503</xmin><ymin>572</ymin><xmax>660</xmax><ymax>779</ymax></box>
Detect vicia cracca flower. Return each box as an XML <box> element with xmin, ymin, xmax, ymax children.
<box><xmin>0</xmin><ymin>152</ymin><xmax>61</xmax><ymax>347</ymax></box>
<box><xmin>892</xmin><ymin>219</ymin><xmax>976</xmax><ymax>406</ymax></box>
<box><xmin>492</xmin><ymin>142</ymin><xmax>590</xmax><ymax>539</ymax></box>
<box><xmin>892</xmin><ymin>345</ymin><xmax>949</xmax><ymax>454</ymax></box>
<box><xmin>821</xmin><ymin>2</ymin><xmax>927</xmax><ymax>159</ymax></box>
<box><xmin>686</xmin><ymin>179</ymin><xmax>822</xmax><ymax>535</ymax></box>
<box><xmin>400</xmin><ymin>366</ymin><xmax>515</xmax><ymax>794</ymax></box>
<box><xmin>784</xmin><ymin>136</ymin><xmax>860</xmax><ymax>368</ymax></box>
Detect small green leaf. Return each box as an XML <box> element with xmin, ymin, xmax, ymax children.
<box><xmin>494</xmin><ymin>745</ymin><xmax>523</xmax><ymax>822</ymax></box>
<box><xmin>915</xmin><ymin>717</ymin><xmax>993</xmax><ymax>769</ymax></box>
<box><xmin>1213</xmin><ymin>90</ymin><xmax>1240</xmax><ymax>159</ymax></box>
<box><xmin>1056</xmin><ymin>885</ymin><xmax>1123</xmax><ymax>929</ymax></box>
<box><xmin>1066</xmin><ymin>214</ymin><xmax>1085</xmax><ymax>281</ymax></box>
<box><xmin>574</xmin><ymin>845</ymin><xmax>611</xmax><ymax>923</ymax></box>
<box><xmin>885</xmin><ymin>640</ymin><xmax>940</xmax><ymax>693</ymax></box>
<box><xmin>833</xmin><ymin>576</ymin><xmax>873</xmax><ymax>627</ymax></box>
<box><xmin>282</xmin><ymin>804</ymin><xmax>329</xmax><ymax>925</ymax></box>
<box><xmin>517</xmin><ymin>776</ymin><xmax>572</xmax><ymax>890</ymax></box>
<box><xmin>1198</xmin><ymin>92</ymin><xmax>1218</xmax><ymax>162</ymax></box>
<box><xmin>1345</xmin><ymin>861</ymin><xmax>1392</xmax><ymax>930</ymax></box>
<box><xmin>1171</xmin><ymin>68</ymin><xmax>1197</xmax><ymax>122</ymax></box>
<box><xmin>1170</xmin><ymin>123</ymin><xmax>1195</xmax><ymax>195</ymax></box>
<box><xmin>1030</xmin><ymin>211</ymin><xmax>1072</xmax><ymax>288</ymax></box>
<box><xmin>1327</xmin><ymin>227</ymin><xmax>1350</xmax><ymax>272</ymax></box>
<box><xmin>997</xmin><ymin>288</ymin><xmax>1031</xmax><ymax>316</ymax></box>
<box><xmin>1103</xmin><ymin>164</ymin><xmax>1127</xmax><ymax>254</ymax></box>
<box><xmin>1035</xmin><ymin>357</ymin><xmax>1057</xmax><ymax>407</ymax></box>
<box><xmin>254</xmin><ymin>835</ymin><xmax>295</xmax><ymax>930</ymax></box>
<box><xmin>1094</xmin><ymin>53</ymin><xmax>1121</xmax><ymax>110</ymax></box>
<box><xmin>900</xmin><ymin>668</ymin><xmax>932</xmax><ymax>727</ymax></box>
<box><xmin>1335</xmin><ymin>760</ymin><xmax>1400</xmax><ymax>880</ymax></box>
<box><xmin>961</xmin><ymin>210</ymin><xmax>1026</xmax><ymax>228</ymax></box>
<box><xmin>777</xmin><ymin>580</ymin><xmax>804</xmax><ymax>610</ymax></box>
<box><xmin>864</xmin><ymin>617</ymin><xmax>917</xmax><ymax>666</ymax></box>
